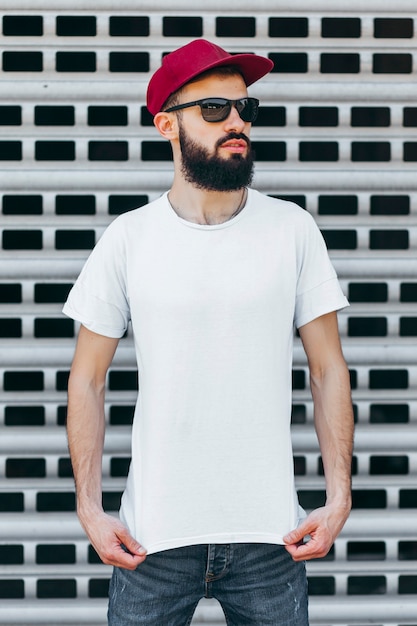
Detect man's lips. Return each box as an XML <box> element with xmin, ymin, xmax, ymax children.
<box><xmin>219</xmin><ymin>139</ymin><xmax>248</xmax><ymax>152</ymax></box>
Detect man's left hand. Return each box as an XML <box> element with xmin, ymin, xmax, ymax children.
<box><xmin>283</xmin><ymin>502</ymin><xmax>351</xmax><ymax>561</ymax></box>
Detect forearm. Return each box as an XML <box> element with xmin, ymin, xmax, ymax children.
<box><xmin>310</xmin><ymin>358</ymin><xmax>354</xmax><ymax>507</ymax></box>
<box><xmin>286</xmin><ymin>313</ymin><xmax>354</xmax><ymax>560</ymax></box>
<box><xmin>67</xmin><ymin>373</ymin><xmax>106</xmax><ymax>522</ymax></box>
<box><xmin>64</xmin><ymin>326</ymin><xmax>145</xmax><ymax>568</ymax></box>
<box><xmin>285</xmin><ymin>359</ymin><xmax>354</xmax><ymax>560</ymax></box>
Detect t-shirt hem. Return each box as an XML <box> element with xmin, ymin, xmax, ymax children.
<box><xmin>62</xmin><ymin>302</ymin><xmax>126</xmax><ymax>339</ymax></box>
<box><xmin>295</xmin><ymin>295</ymin><xmax>349</xmax><ymax>329</ymax></box>
<box><xmin>143</xmin><ymin>532</ymin><xmax>289</xmax><ymax>555</ymax></box>
<box><xmin>295</xmin><ymin>276</ymin><xmax>349</xmax><ymax>329</ymax></box>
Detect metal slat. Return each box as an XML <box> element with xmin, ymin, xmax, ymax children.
<box><xmin>1</xmin><ymin>0</ymin><xmax>417</xmax><ymax>11</ymax></box>
<box><xmin>1</xmin><ymin>424</ymin><xmax>417</xmax><ymax>454</ymax></box>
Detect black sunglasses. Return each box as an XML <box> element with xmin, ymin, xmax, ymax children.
<box><xmin>165</xmin><ymin>97</ymin><xmax>259</xmax><ymax>123</ymax></box>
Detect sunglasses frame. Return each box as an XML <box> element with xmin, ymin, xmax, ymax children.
<box><xmin>164</xmin><ymin>97</ymin><xmax>259</xmax><ymax>123</ymax></box>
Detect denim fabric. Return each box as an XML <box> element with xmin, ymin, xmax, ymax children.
<box><xmin>107</xmin><ymin>543</ymin><xmax>309</xmax><ymax>625</ymax></box>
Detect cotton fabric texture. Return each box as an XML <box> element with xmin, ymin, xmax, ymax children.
<box><xmin>63</xmin><ymin>190</ymin><xmax>348</xmax><ymax>555</ymax></box>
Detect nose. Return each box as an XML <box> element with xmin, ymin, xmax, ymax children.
<box><xmin>223</xmin><ymin>103</ymin><xmax>247</xmax><ymax>133</ymax></box>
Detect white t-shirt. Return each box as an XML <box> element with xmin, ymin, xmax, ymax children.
<box><xmin>63</xmin><ymin>189</ymin><xmax>348</xmax><ymax>555</ymax></box>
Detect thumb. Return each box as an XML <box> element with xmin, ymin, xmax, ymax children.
<box><xmin>117</xmin><ymin>526</ymin><xmax>147</xmax><ymax>556</ymax></box>
<box><xmin>284</xmin><ymin>522</ymin><xmax>308</xmax><ymax>545</ymax></box>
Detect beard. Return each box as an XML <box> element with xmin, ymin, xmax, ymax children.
<box><xmin>178</xmin><ymin>123</ymin><xmax>254</xmax><ymax>192</ymax></box>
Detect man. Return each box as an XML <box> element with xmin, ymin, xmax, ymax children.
<box><xmin>63</xmin><ymin>39</ymin><xmax>354</xmax><ymax>625</ymax></box>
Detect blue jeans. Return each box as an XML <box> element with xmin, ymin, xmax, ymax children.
<box><xmin>107</xmin><ymin>543</ymin><xmax>309</xmax><ymax>625</ymax></box>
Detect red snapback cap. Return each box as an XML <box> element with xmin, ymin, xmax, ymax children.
<box><xmin>146</xmin><ymin>39</ymin><xmax>274</xmax><ymax>116</ymax></box>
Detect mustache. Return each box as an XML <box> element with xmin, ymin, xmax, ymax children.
<box><xmin>215</xmin><ymin>133</ymin><xmax>251</xmax><ymax>150</ymax></box>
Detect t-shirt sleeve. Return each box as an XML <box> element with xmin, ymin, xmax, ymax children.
<box><xmin>294</xmin><ymin>212</ymin><xmax>348</xmax><ymax>328</ymax></box>
<box><xmin>62</xmin><ymin>219</ymin><xmax>130</xmax><ymax>338</ymax></box>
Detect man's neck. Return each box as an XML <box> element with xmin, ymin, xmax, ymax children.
<box><xmin>168</xmin><ymin>183</ymin><xmax>247</xmax><ymax>225</ymax></box>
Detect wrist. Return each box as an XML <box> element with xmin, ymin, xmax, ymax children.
<box><xmin>325</xmin><ymin>495</ymin><xmax>352</xmax><ymax>510</ymax></box>
<box><xmin>77</xmin><ymin>497</ymin><xmax>104</xmax><ymax>523</ymax></box>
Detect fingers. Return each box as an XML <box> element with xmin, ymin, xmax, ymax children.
<box><xmin>284</xmin><ymin>535</ymin><xmax>331</xmax><ymax>561</ymax></box>
<box><xmin>120</xmin><ymin>527</ymin><xmax>147</xmax><ymax>558</ymax></box>
<box><xmin>85</xmin><ymin>514</ymin><xmax>147</xmax><ymax>570</ymax></box>
<box><xmin>283</xmin><ymin>508</ymin><xmax>336</xmax><ymax>562</ymax></box>
<box><xmin>283</xmin><ymin>522</ymin><xmax>309</xmax><ymax>548</ymax></box>
<box><xmin>102</xmin><ymin>541</ymin><xmax>147</xmax><ymax>570</ymax></box>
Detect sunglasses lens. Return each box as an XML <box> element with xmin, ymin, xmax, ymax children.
<box><xmin>238</xmin><ymin>99</ymin><xmax>258</xmax><ymax>122</ymax></box>
<box><xmin>200</xmin><ymin>100</ymin><xmax>230</xmax><ymax>122</ymax></box>
<box><xmin>199</xmin><ymin>98</ymin><xmax>259</xmax><ymax>123</ymax></box>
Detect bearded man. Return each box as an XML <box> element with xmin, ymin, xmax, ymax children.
<box><xmin>63</xmin><ymin>39</ymin><xmax>353</xmax><ymax>626</ymax></box>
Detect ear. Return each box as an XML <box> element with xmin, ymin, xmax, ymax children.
<box><xmin>153</xmin><ymin>111</ymin><xmax>178</xmax><ymax>140</ymax></box>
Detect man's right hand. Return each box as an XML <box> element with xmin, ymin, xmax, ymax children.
<box><xmin>81</xmin><ymin>510</ymin><xmax>147</xmax><ymax>570</ymax></box>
